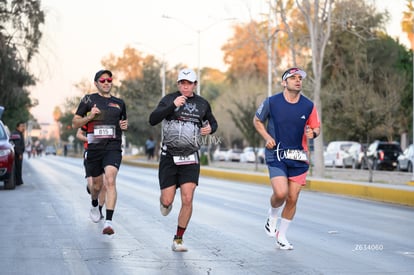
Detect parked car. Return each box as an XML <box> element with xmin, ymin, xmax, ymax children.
<box><xmin>347</xmin><ymin>142</ymin><xmax>364</xmax><ymax>168</ymax></box>
<box><xmin>240</xmin><ymin>147</ymin><xmax>256</xmax><ymax>163</ymax></box>
<box><xmin>213</xmin><ymin>147</ymin><xmax>228</xmax><ymax>161</ymax></box>
<box><xmin>397</xmin><ymin>144</ymin><xmax>414</xmax><ymax>172</ymax></box>
<box><xmin>324</xmin><ymin>141</ymin><xmax>362</xmax><ymax>168</ymax></box>
<box><xmin>357</xmin><ymin>143</ymin><xmax>369</xmax><ymax>169</ymax></box>
<box><xmin>361</xmin><ymin>140</ymin><xmax>402</xmax><ymax>170</ymax></box>
<box><xmin>225</xmin><ymin>148</ymin><xmax>243</xmax><ymax>162</ymax></box>
<box><xmin>45</xmin><ymin>145</ymin><xmax>57</xmax><ymax>155</ymax></box>
<box><xmin>0</xmin><ymin>107</ymin><xmax>16</xmax><ymax>189</ymax></box>
<box><xmin>257</xmin><ymin>147</ymin><xmax>265</xmax><ymax>164</ymax></box>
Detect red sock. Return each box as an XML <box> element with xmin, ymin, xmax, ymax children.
<box><xmin>175</xmin><ymin>226</ymin><xmax>186</xmax><ymax>238</ymax></box>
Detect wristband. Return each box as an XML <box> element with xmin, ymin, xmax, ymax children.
<box><xmin>313</xmin><ymin>131</ymin><xmax>317</xmax><ymax>138</ymax></box>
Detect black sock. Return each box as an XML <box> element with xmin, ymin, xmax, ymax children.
<box><xmin>92</xmin><ymin>199</ymin><xmax>98</xmax><ymax>207</ymax></box>
<box><xmin>99</xmin><ymin>205</ymin><xmax>103</xmax><ymax>215</ymax></box>
<box><xmin>106</xmin><ymin>209</ymin><xmax>114</xmax><ymax>220</ymax></box>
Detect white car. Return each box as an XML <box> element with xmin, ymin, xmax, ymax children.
<box><xmin>213</xmin><ymin>147</ymin><xmax>228</xmax><ymax>161</ymax></box>
<box><xmin>257</xmin><ymin>147</ymin><xmax>265</xmax><ymax>164</ymax></box>
<box><xmin>324</xmin><ymin>141</ymin><xmax>362</xmax><ymax>168</ymax></box>
<box><xmin>225</xmin><ymin>148</ymin><xmax>243</xmax><ymax>162</ymax></box>
<box><xmin>240</xmin><ymin>147</ymin><xmax>257</xmax><ymax>163</ymax></box>
<box><xmin>397</xmin><ymin>144</ymin><xmax>414</xmax><ymax>172</ymax></box>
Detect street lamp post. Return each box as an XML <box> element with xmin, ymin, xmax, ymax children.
<box><xmin>266</xmin><ymin>2</ymin><xmax>280</xmax><ymax>97</ymax></box>
<box><xmin>134</xmin><ymin>42</ymin><xmax>191</xmax><ymax>98</ymax></box>
<box><xmin>197</xmin><ymin>29</ymin><xmax>201</xmax><ymax>95</ymax></box>
<box><xmin>134</xmin><ymin>42</ymin><xmax>191</xmax><ymax>148</ymax></box>
<box><xmin>161</xmin><ymin>53</ymin><xmax>166</xmax><ymax>98</ymax></box>
<box><xmin>162</xmin><ymin>15</ymin><xmax>236</xmax><ymax>95</ymax></box>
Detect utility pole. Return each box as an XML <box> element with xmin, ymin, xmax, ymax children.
<box><xmin>162</xmin><ymin>15</ymin><xmax>236</xmax><ymax>95</ymax></box>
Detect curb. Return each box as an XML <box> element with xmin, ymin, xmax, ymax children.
<box><xmin>305</xmin><ymin>179</ymin><xmax>414</xmax><ymax>207</ymax></box>
<box><xmin>123</xmin><ymin>159</ymin><xmax>414</xmax><ymax>207</ymax></box>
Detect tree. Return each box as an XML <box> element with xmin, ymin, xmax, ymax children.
<box><xmin>221</xmin><ymin>21</ymin><xmax>270</xmax><ymax>83</ymax></box>
<box><xmin>219</xmin><ymin>0</ymin><xmax>411</xmax><ymax>173</ymax></box>
<box><xmin>276</xmin><ymin>0</ymin><xmax>311</xmax><ymax>67</ymax></box>
<box><xmin>367</xmin><ymin>36</ymin><xmax>410</xmax><ymax>142</ymax></box>
<box><xmin>101</xmin><ymin>46</ymin><xmax>146</xmax><ymax>81</ymax></box>
<box><xmin>59</xmin><ymin>111</ymin><xmax>76</xmax><ymax>147</ymax></box>
<box><xmin>293</xmin><ymin>0</ymin><xmax>333</xmax><ymax>177</ymax></box>
<box><xmin>213</xmin><ymin>76</ymin><xmax>267</xmax><ymax>149</ymax></box>
<box><xmin>198</xmin><ymin>67</ymin><xmax>228</xmax><ymax>102</ymax></box>
<box><xmin>401</xmin><ymin>0</ymin><xmax>414</xmax><ymax>143</ymax></box>
<box><xmin>0</xmin><ymin>0</ymin><xmax>45</xmax><ymax>128</ymax></box>
<box><xmin>118</xmin><ymin>60</ymin><xmax>162</xmax><ymax>146</ymax></box>
<box><xmin>228</xmin><ymin>95</ymin><xmax>262</xmax><ymax>170</ymax></box>
<box><xmin>401</xmin><ymin>0</ymin><xmax>414</xmax><ymax>51</ymax></box>
<box><xmin>221</xmin><ymin>9</ymin><xmax>310</xmax><ymax>88</ymax></box>
<box><xmin>58</xmin><ymin>79</ymin><xmax>97</xmax><ymax>143</ymax></box>
<box><xmin>322</xmin><ymin>1</ymin><xmax>409</xmax><ymax>144</ymax></box>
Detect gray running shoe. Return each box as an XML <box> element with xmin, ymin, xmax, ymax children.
<box><xmin>160</xmin><ymin>202</ymin><xmax>172</xmax><ymax>216</ymax></box>
<box><xmin>89</xmin><ymin>206</ymin><xmax>100</xmax><ymax>223</ymax></box>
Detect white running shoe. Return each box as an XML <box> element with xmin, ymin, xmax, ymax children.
<box><xmin>102</xmin><ymin>220</ymin><xmax>115</xmax><ymax>235</ymax></box>
<box><xmin>172</xmin><ymin>238</ymin><xmax>188</xmax><ymax>252</ymax></box>
<box><xmin>160</xmin><ymin>202</ymin><xmax>172</xmax><ymax>216</ymax></box>
<box><xmin>276</xmin><ymin>232</ymin><xmax>293</xmax><ymax>250</ymax></box>
<box><xmin>264</xmin><ymin>217</ymin><xmax>277</xmax><ymax>237</ymax></box>
<box><xmin>89</xmin><ymin>206</ymin><xmax>101</xmax><ymax>223</ymax></box>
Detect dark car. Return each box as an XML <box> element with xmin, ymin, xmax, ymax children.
<box><xmin>0</xmin><ymin>107</ymin><xmax>16</xmax><ymax>189</ymax></box>
<box><xmin>361</xmin><ymin>140</ymin><xmax>402</xmax><ymax>171</ymax></box>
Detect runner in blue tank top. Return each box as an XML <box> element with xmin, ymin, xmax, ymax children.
<box><xmin>253</xmin><ymin>67</ymin><xmax>320</xmax><ymax>250</ymax></box>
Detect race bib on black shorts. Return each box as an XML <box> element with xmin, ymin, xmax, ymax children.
<box><xmin>173</xmin><ymin>152</ymin><xmax>199</xmax><ymax>165</ymax></box>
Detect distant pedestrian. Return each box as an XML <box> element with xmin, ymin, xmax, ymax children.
<box><xmin>145</xmin><ymin>136</ymin><xmax>156</xmax><ymax>160</ymax></box>
<box><xmin>253</xmin><ymin>67</ymin><xmax>320</xmax><ymax>250</ymax></box>
<box><xmin>11</xmin><ymin>122</ymin><xmax>25</xmax><ymax>185</ymax></box>
<box><xmin>26</xmin><ymin>142</ymin><xmax>32</xmax><ymax>159</ymax></box>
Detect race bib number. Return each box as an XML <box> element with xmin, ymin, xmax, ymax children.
<box><xmin>173</xmin><ymin>153</ymin><xmax>199</xmax><ymax>165</ymax></box>
<box><xmin>93</xmin><ymin>125</ymin><xmax>116</xmax><ymax>138</ymax></box>
<box><xmin>285</xmin><ymin>149</ymin><xmax>308</xmax><ymax>162</ymax></box>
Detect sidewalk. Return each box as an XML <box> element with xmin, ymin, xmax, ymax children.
<box><xmin>123</xmin><ymin>156</ymin><xmax>414</xmax><ymax>207</ymax></box>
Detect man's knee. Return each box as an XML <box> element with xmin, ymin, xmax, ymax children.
<box><xmin>181</xmin><ymin>194</ymin><xmax>194</xmax><ymax>206</ymax></box>
<box><xmin>272</xmin><ymin>189</ymin><xmax>288</xmax><ymax>200</ymax></box>
<box><xmin>285</xmin><ymin>193</ymin><xmax>299</xmax><ymax>206</ymax></box>
<box><xmin>181</xmin><ymin>188</ymin><xmax>196</xmax><ymax>205</ymax></box>
<box><xmin>160</xmin><ymin>195</ymin><xmax>174</xmax><ymax>206</ymax></box>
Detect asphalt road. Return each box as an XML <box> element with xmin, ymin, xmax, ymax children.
<box><xmin>0</xmin><ymin>156</ymin><xmax>413</xmax><ymax>275</ymax></box>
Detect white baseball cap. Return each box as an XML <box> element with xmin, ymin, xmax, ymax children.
<box><xmin>177</xmin><ymin>68</ymin><xmax>197</xmax><ymax>83</ymax></box>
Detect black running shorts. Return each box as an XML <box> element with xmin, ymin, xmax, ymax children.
<box><xmin>158</xmin><ymin>153</ymin><xmax>200</xmax><ymax>190</ymax></box>
<box><xmin>86</xmin><ymin>149</ymin><xmax>122</xmax><ymax>177</ymax></box>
